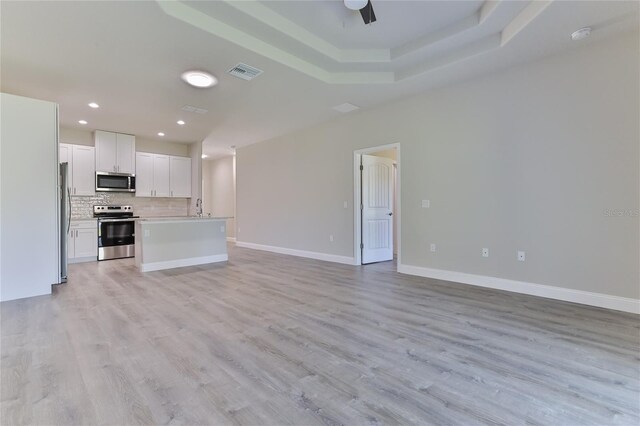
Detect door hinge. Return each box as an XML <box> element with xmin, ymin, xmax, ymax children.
<box><xmin>360</xmin><ymin>243</ymin><xmax>364</xmax><ymax>249</ymax></box>
<box><xmin>360</xmin><ymin>165</ymin><xmax>363</xmax><ymax>171</ymax></box>
<box><xmin>360</xmin><ymin>204</ymin><xmax>363</xmax><ymax>210</ymax></box>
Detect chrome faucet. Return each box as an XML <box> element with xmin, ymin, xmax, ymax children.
<box><xmin>196</xmin><ymin>198</ymin><xmax>203</xmax><ymax>217</ymax></box>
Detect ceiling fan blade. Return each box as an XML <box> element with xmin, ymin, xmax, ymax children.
<box><xmin>359</xmin><ymin>0</ymin><xmax>376</xmax><ymax>24</ymax></box>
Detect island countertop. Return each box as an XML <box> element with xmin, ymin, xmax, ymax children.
<box><xmin>136</xmin><ymin>216</ymin><xmax>233</xmax><ymax>224</ymax></box>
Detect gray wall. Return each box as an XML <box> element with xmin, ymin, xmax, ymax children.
<box><xmin>202</xmin><ymin>156</ymin><xmax>236</xmax><ymax>238</ymax></box>
<box><xmin>59</xmin><ymin>127</ymin><xmax>190</xmax><ymax>156</ymax></box>
<box><xmin>236</xmin><ymin>32</ymin><xmax>639</xmax><ymax>300</ymax></box>
<box><xmin>1</xmin><ymin>93</ymin><xmax>59</xmax><ymax>301</ymax></box>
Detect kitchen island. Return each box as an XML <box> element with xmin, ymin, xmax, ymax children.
<box><xmin>135</xmin><ymin>217</ymin><xmax>231</xmax><ymax>272</ymax></box>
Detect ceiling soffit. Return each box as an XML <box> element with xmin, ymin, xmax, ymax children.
<box><xmin>158</xmin><ymin>0</ymin><xmax>552</xmax><ymax>84</ymax></box>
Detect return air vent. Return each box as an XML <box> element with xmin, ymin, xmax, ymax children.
<box><xmin>227</xmin><ymin>63</ymin><xmax>263</xmax><ymax>81</ymax></box>
<box><xmin>181</xmin><ymin>105</ymin><xmax>208</xmax><ymax>114</ymax></box>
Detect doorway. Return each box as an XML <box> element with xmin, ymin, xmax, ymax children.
<box><xmin>354</xmin><ymin>143</ymin><xmax>400</xmax><ymax>266</ymax></box>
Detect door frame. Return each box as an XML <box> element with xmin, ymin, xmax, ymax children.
<box><xmin>354</xmin><ymin>143</ymin><xmax>401</xmax><ymax>266</ymax></box>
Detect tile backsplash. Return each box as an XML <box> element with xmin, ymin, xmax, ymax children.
<box><xmin>71</xmin><ymin>193</ymin><xmax>189</xmax><ymax>219</ymax></box>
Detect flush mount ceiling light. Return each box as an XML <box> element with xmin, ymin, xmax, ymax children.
<box><xmin>344</xmin><ymin>0</ymin><xmax>368</xmax><ymax>10</ymax></box>
<box><xmin>157</xmin><ymin>132</ymin><xmax>165</xmax><ymax>137</ymax></box>
<box><xmin>181</xmin><ymin>70</ymin><xmax>217</xmax><ymax>88</ymax></box>
<box><xmin>571</xmin><ymin>27</ymin><xmax>591</xmax><ymax>41</ymax></box>
<box><xmin>78</xmin><ymin>120</ymin><xmax>87</xmax><ymax>125</ymax></box>
<box><xmin>201</xmin><ymin>154</ymin><xmax>208</xmax><ymax>159</ymax></box>
<box><xmin>177</xmin><ymin>120</ymin><xmax>185</xmax><ymax>125</ymax></box>
<box><xmin>88</xmin><ymin>102</ymin><xmax>99</xmax><ymax>108</ymax></box>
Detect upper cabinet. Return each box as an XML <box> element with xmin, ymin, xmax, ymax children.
<box><xmin>94</xmin><ymin>130</ymin><xmax>135</xmax><ymax>174</ymax></box>
<box><xmin>170</xmin><ymin>156</ymin><xmax>192</xmax><ymax>198</ymax></box>
<box><xmin>135</xmin><ymin>152</ymin><xmax>171</xmax><ymax>198</ymax></box>
<box><xmin>59</xmin><ymin>143</ymin><xmax>95</xmax><ymax>196</ymax></box>
<box><xmin>136</xmin><ymin>152</ymin><xmax>191</xmax><ymax>198</ymax></box>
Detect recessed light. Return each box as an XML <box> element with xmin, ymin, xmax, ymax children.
<box><xmin>88</xmin><ymin>102</ymin><xmax>99</xmax><ymax>108</ymax></box>
<box><xmin>181</xmin><ymin>70</ymin><xmax>217</xmax><ymax>88</ymax></box>
<box><xmin>157</xmin><ymin>132</ymin><xmax>165</xmax><ymax>137</ymax></box>
<box><xmin>571</xmin><ymin>27</ymin><xmax>591</xmax><ymax>41</ymax></box>
<box><xmin>344</xmin><ymin>0</ymin><xmax>368</xmax><ymax>11</ymax></box>
<box><xmin>78</xmin><ymin>120</ymin><xmax>88</xmax><ymax>125</ymax></box>
<box><xmin>201</xmin><ymin>154</ymin><xmax>208</xmax><ymax>159</ymax></box>
<box><xmin>177</xmin><ymin>120</ymin><xmax>185</xmax><ymax>125</ymax></box>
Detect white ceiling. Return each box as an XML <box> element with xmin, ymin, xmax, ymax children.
<box><xmin>1</xmin><ymin>1</ymin><xmax>637</xmax><ymax>159</ymax></box>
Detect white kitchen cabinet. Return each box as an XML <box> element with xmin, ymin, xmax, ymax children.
<box><xmin>135</xmin><ymin>152</ymin><xmax>170</xmax><ymax>197</ymax></box>
<box><xmin>116</xmin><ymin>133</ymin><xmax>135</xmax><ymax>174</ymax></box>
<box><xmin>59</xmin><ymin>143</ymin><xmax>95</xmax><ymax>196</ymax></box>
<box><xmin>59</xmin><ymin>143</ymin><xmax>71</xmax><ymax>165</ymax></box>
<box><xmin>170</xmin><ymin>156</ymin><xmax>192</xmax><ymax>198</ymax></box>
<box><xmin>154</xmin><ymin>155</ymin><xmax>171</xmax><ymax>197</ymax></box>
<box><xmin>95</xmin><ymin>130</ymin><xmax>135</xmax><ymax>173</ymax></box>
<box><xmin>71</xmin><ymin>145</ymin><xmax>95</xmax><ymax>196</ymax></box>
<box><xmin>69</xmin><ymin>220</ymin><xmax>97</xmax><ymax>263</ymax></box>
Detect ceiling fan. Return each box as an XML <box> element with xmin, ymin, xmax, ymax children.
<box><xmin>344</xmin><ymin>0</ymin><xmax>377</xmax><ymax>25</ymax></box>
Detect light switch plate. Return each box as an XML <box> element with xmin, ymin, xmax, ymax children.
<box><xmin>422</xmin><ymin>200</ymin><xmax>430</xmax><ymax>208</ymax></box>
<box><xmin>220</xmin><ymin>226</ymin><xmax>225</xmax><ymax>232</ymax></box>
<box><xmin>517</xmin><ymin>251</ymin><xmax>525</xmax><ymax>261</ymax></box>
<box><xmin>343</xmin><ymin>201</ymin><xmax>348</xmax><ymax>209</ymax></box>
<box><xmin>430</xmin><ymin>243</ymin><xmax>436</xmax><ymax>252</ymax></box>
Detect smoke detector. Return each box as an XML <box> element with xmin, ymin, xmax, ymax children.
<box><xmin>333</xmin><ymin>103</ymin><xmax>360</xmax><ymax>113</ymax></box>
<box><xmin>571</xmin><ymin>27</ymin><xmax>591</xmax><ymax>41</ymax></box>
<box><xmin>228</xmin><ymin>63</ymin><xmax>263</xmax><ymax>81</ymax></box>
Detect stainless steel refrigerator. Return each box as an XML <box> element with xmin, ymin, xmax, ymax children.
<box><xmin>60</xmin><ymin>162</ymin><xmax>70</xmax><ymax>283</ymax></box>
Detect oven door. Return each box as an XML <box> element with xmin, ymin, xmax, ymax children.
<box><xmin>98</xmin><ymin>219</ymin><xmax>135</xmax><ymax>247</ymax></box>
<box><xmin>98</xmin><ymin>219</ymin><xmax>135</xmax><ymax>260</ymax></box>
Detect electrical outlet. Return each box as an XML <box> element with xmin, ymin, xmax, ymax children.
<box><xmin>343</xmin><ymin>201</ymin><xmax>348</xmax><ymax>209</ymax></box>
<box><xmin>430</xmin><ymin>243</ymin><xmax>436</xmax><ymax>252</ymax></box>
<box><xmin>329</xmin><ymin>234</ymin><xmax>334</xmax><ymax>242</ymax></box>
<box><xmin>422</xmin><ymin>200</ymin><xmax>430</xmax><ymax>208</ymax></box>
<box><xmin>518</xmin><ymin>251</ymin><xmax>526</xmax><ymax>261</ymax></box>
<box><xmin>482</xmin><ymin>248</ymin><xmax>489</xmax><ymax>257</ymax></box>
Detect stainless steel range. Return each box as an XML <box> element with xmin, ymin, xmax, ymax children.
<box><xmin>94</xmin><ymin>205</ymin><xmax>139</xmax><ymax>260</ymax></box>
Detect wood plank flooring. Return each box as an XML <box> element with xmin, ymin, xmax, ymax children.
<box><xmin>1</xmin><ymin>244</ymin><xmax>639</xmax><ymax>425</ymax></box>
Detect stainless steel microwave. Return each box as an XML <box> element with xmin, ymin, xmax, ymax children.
<box><xmin>96</xmin><ymin>171</ymin><xmax>136</xmax><ymax>192</ymax></box>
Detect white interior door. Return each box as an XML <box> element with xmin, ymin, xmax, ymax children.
<box><xmin>361</xmin><ymin>154</ymin><xmax>394</xmax><ymax>264</ymax></box>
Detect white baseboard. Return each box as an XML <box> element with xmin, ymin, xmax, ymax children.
<box><xmin>226</xmin><ymin>237</ymin><xmax>236</xmax><ymax>243</ymax></box>
<box><xmin>398</xmin><ymin>264</ymin><xmax>639</xmax><ymax>314</ymax></box>
<box><xmin>140</xmin><ymin>254</ymin><xmax>228</xmax><ymax>272</ymax></box>
<box><xmin>236</xmin><ymin>241</ymin><xmax>356</xmax><ymax>265</ymax></box>
<box><xmin>69</xmin><ymin>256</ymin><xmax>97</xmax><ymax>264</ymax></box>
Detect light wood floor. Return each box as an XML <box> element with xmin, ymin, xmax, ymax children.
<box><xmin>1</xmin><ymin>245</ymin><xmax>639</xmax><ymax>425</ymax></box>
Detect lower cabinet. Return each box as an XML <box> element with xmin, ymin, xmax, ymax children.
<box><xmin>69</xmin><ymin>220</ymin><xmax>97</xmax><ymax>263</ymax></box>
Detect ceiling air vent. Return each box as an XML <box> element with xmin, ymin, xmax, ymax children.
<box><xmin>181</xmin><ymin>105</ymin><xmax>208</xmax><ymax>114</ymax></box>
<box><xmin>228</xmin><ymin>63</ymin><xmax>263</xmax><ymax>81</ymax></box>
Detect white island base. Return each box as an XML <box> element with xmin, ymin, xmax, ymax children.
<box><xmin>135</xmin><ymin>217</ymin><xmax>229</xmax><ymax>272</ymax></box>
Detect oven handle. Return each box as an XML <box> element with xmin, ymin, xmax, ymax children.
<box><xmin>97</xmin><ymin>218</ymin><xmax>136</xmax><ymax>223</ymax></box>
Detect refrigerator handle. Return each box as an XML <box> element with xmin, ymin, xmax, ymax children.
<box><xmin>67</xmin><ymin>187</ymin><xmax>71</xmax><ymax>234</ymax></box>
